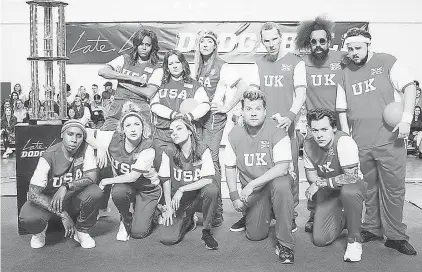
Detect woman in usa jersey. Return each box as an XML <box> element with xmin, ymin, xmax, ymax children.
<box><xmin>87</xmin><ymin>102</ymin><xmax>162</xmax><ymax>242</ymax></box>
<box><xmin>158</xmin><ymin>116</ymin><xmax>219</xmax><ymax>250</ymax></box>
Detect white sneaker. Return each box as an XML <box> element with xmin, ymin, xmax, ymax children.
<box><xmin>74</xmin><ymin>231</ymin><xmax>96</xmax><ymax>249</ymax></box>
<box><xmin>30</xmin><ymin>225</ymin><xmax>48</xmax><ymax>249</ymax></box>
<box><xmin>97</xmin><ymin>207</ymin><xmax>111</xmax><ymax>219</ymax></box>
<box><xmin>116</xmin><ymin>221</ymin><xmax>130</xmax><ymax>241</ymax></box>
<box><xmin>344</xmin><ymin>241</ymin><xmax>362</xmax><ymax>262</ymax></box>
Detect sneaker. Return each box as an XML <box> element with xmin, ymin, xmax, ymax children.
<box><xmin>211</xmin><ymin>213</ymin><xmax>224</xmax><ymax>228</ymax></box>
<box><xmin>230</xmin><ymin>216</ymin><xmax>246</xmax><ymax>232</ymax></box>
<box><xmin>116</xmin><ymin>221</ymin><xmax>130</xmax><ymax>241</ymax></box>
<box><xmin>385</xmin><ymin>239</ymin><xmax>417</xmax><ymax>255</ymax></box>
<box><xmin>360</xmin><ymin>230</ymin><xmax>383</xmax><ymax>243</ymax></box>
<box><xmin>291</xmin><ymin>219</ymin><xmax>298</xmax><ymax>233</ymax></box>
<box><xmin>275</xmin><ymin>243</ymin><xmax>294</xmax><ymax>264</ymax></box>
<box><xmin>305</xmin><ymin>217</ymin><xmax>314</xmax><ymax>233</ymax></box>
<box><xmin>201</xmin><ymin>229</ymin><xmax>218</xmax><ymax>250</ymax></box>
<box><xmin>97</xmin><ymin>207</ymin><xmax>111</xmax><ymax>220</ymax></box>
<box><xmin>30</xmin><ymin>225</ymin><xmax>48</xmax><ymax>249</ymax></box>
<box><xmin>343</xmin><ymin>241</ymin><xmax>362</xmax><ymax>262</ymax></box>
<box><xmin>74</xmin><ymin>231</ymin><xmax>96</xmax><ymax>249</ymax></box>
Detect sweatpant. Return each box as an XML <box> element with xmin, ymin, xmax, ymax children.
<box><xmin>244</xmin><ymin>175</ymin><xmax>295</xmax><ymax>250</ymax></box>
<box><xmin>198</xmin><ymin>114</ymin><xmax>226</xmax><ymax>218</ymax></box>
<box><xmin>19</xmin><ymin>184</ymin><xmax>103</xmax><ymax>234</ymax></box>
<box><xmin>160</xmin><ymin>183</ymin><xmax>218</xmax><ymax>245</ymax></box>
<box><xmin>112</xmin><ymin>183</ymin><xmax>162</xmax><ymax>239</ymax></box>
<box><xmin>313</xmin><ymin>181</ymin><xmax>366</xmax><ymax>246</ymax></box>
<box><xmin>360</xmin><ymin>140</ymin><xmax>409</xmax><ymax>241</ymax></box>
<box><xmin>102</xmin><ymin>98</ymin><xmax>151</xmax><ymax>131</ymax></box>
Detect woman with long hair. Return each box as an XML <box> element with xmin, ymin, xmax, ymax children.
<box><xmin>150</xmin><ymin>49</ymin><xmax>210</xmax><ymax>163</ymax></box>
<box><xmin>410</xmin><ymin>106</ymin><xmax>422</xmax><ymax>158</ymax></box>
<box><xmin>13</xmin><ymin>99</ymin><xmax>27</xmax><ymax>123</ymax></box>
<box><xmin>1</xmin><ymin>107</ymin><xmax>17</xmax><ymax>158</ymax></box>
<box><xmin>192</xmin><ymin>30</ymin><xmax>249</xmax><ymax>226</ymax></box>
<box><xmin>87</xmin><ymin>102</ymin><xmax>162</xmax><ymax>241</ymax></box>
<box><xmin>10</xmin><ymin>91</ymin><xmax>19</xmax><ymax>110</ymax></box>
<box><xmin>158</xmin><ymin>116</ymin><xmax>219</xmax><ymax>250</ymax></box>
<box><xmin>98</xmin><ymin>28</ymin><xmax>163</xmax><ymax>130</ymax></box>
<box><xmin>14</xmin><ymin>83</ymin><xmax>27</xmax><ymax>101</ymax></box>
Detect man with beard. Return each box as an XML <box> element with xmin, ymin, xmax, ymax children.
<box><xmin>337</xmin><ymin>28</ymin><xmax>417</xmax><ymax>255</ymax></box>
<box><xmin>295</xmin><ymin>16</ymin><xmax>346</xmax><ymax>233</ymax></box>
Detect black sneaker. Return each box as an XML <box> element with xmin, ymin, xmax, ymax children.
<box><xmin>385</xmin><ymin>239</ymin><xmax>417</xmax><ymax>255</ymax></box>
<box><xmin>230</xmin><ymin>216</ymin><xmax>246</xmax><ymax>232</ymax></box>
<box><xmin>360</xmin><ymin>230</ymin><xmax>383</xmax><ymax>243</ymax></box>
<box><xmin>275</xmin><ymin>243</ymin><xmax>294</xmax><ymax>264</ymax></box>
<box><xmin>212</xmin><ymin>213</ymin><xmax>224</xmax><ymax>228</ymax></box>
<box><xmin>305</xmin><ymin>217</ymin><xmax>314</xmax><ymax>233</ymax></box>
<box><xmin>202</xmin><ymin>229</ymin><xmax>218</xmax><ymax>250</ymax></box>
<box><xmin>291</xmin><ymin>219</ymin><xmax>298</xmax><ymax>233</ymax></box>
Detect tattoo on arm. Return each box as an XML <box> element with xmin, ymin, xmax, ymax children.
<box><xmin>68</xmin><ymin>177</ymin><xmax>95</xmax><ymax>191</ymax></box>
<box><xmin>318</xmin><ymin>166</ymin><xmax>360</xmax><ymax>188</ymax></box>
<box><xmin>27</xmin><ymin>185</ymin><xmax>62</xmax><ymax>216</ymax></box>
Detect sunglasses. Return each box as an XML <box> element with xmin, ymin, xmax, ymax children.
<box><xmin>310</xmin><ymin>38</ymin><xmax>327</xmax><ymax>45</ymax></box>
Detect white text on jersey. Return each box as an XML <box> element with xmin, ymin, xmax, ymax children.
<box><xmin>244</xmin><ymin>153</ymin><xmax>268</xmax><ymax>166</ymax></box>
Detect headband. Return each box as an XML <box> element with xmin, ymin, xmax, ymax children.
<box><xmin>120</xmin><ymin>111</ymin><xmax>144</xmax><ymax>128</ymax></box>
<box><xmin>345</xmin><ymin>35</ymin><xmax>371</xmax><ymax>45</ymax></box>
<box><xmin>61</xmin><ymin>120</ymin><xmax>87</xmax><ymax>139</ymax></box>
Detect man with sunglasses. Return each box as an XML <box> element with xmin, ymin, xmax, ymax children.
<box><xmin>336</xmin><ymin>28</ymin><xmax>417</xmax><ymax>255</ymax></box>
<box><xmin>294</xmin><ymin>16</ymin><xmax>346</xmax><ymax>233</ymax></box>
<box><xmin>234</xmin><ymin>22</ymin><xmax>307</xmax><ymax>234</ymax></box>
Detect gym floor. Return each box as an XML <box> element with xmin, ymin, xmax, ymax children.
<box><xmin>1</xmin><ymin>155</ymin><xmax>422</xmax><ymax>272</ymax></box>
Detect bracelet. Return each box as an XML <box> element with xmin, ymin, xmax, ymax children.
<box><xmin>229</xmin><ymin>191</ymin><xmax>240</xmax><ymax>201</ymax></box>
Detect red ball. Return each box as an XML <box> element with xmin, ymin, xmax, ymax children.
<box><xmin>383</xmin><ymin>102</ymin><xmax>403</xmax><ymax>127</ymax></box>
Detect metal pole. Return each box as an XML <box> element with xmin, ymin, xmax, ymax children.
<box><xmin>44</xmin><ymin>6</ymin><xmax>54</xmax><ymax>119</ymax></box>
<box><xmin>29</xmin><ymin>4</ymin><xmax>39</xmax><ymax>120</ymax></box>
<box><xmin>58</xmin><ymin>5</ymin><xmax>67</xmax><ymax>119</ymax></box>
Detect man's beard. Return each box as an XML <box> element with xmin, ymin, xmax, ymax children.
<box><xmin>353</xmin><ymin>54</ymin><xmax>369</xmax><ymax>66</ymax></box>
<box><xmin>311</xmin><ymin>47</ymin><xmax>329</xmax><ymax>61</ymax></box>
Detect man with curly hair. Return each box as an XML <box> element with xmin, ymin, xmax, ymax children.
<box><xmin>295</xmin><ymin>16</ymin><xmax>347</xmax><ymax>233</ymax></box>
<box><xmin>337</xmin><ymin>28</ymin><xmax>417</xmax><ymax>255</ymax></box>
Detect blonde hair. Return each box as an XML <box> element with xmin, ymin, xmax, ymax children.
<box><xmin>193</xmin><ymin>30</ymin><xmax>218</xmax><ymax>80</ymax></box>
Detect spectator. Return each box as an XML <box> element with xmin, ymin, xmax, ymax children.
<box><xmin>14</xmin><ymin>99</ymin><xmax>27</xmax><ymax>123</ymax></box>
<box><xmin>10</xmin><ymin>91</ymin><xmax>19</xmax><ymax>109</ymax></box>
<box><xmin>71</xmin><ymin>95</ymin><xmax>90</xmax><ymax>125</ymax></box>
<box><xmin>92</xmin><ymin>84</ymin><xmax>100</xmax><ymax>96</ymax></box>
<box><xmin>1</xmin><ymin>100</ymin><xmax>13</xmax><ymax>116</ymax></box>
<box><xmin>24</xmin><ymin>89</ymin><xmax>41</xmax><ymax>109</ymax></box>
<box><xmin>101</xmin><ymin>91</ymin><xmax>112</xmax><ymax>118</ymax></box>
<box><xmin>415</xmin><ymin>81</ymin><xmax>422</xmax><ymax>109</ymax></box>
<box><xmin>14</xmin><ymin>83</ymin><xmax>27</xmax><ymax>102</ymax></box>
<box><xmin>1</xmin><ymin>107</ymin><xmax>17</xmax><ymax>158</ymax></box>
<box><xmin>410</xmin><ymin>106</ymin><xmax>422</xmax><ymax>159</ymax></box>
<box><xmin>68</xmin><ymin>108</ymin><xmax>76</xmax><ymax>119</ymax></box>
<box><xmin>102</xmin><ymin>81</ymin><xmax>114</xmax><ymax>98</ymax></box>
<box><xmin>90</xmin><ymin>94</ymin><xmax>105</xmax><ymax>129</ymax></box>
<box><xmin>66</xmin><ymin>83</ymin><xmax>73</xmax><ymax>104</ymax></box>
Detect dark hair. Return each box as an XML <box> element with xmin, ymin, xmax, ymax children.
<box><xmin>415</xmin><ymin>106</ymin><xmax>422</xmax><ymax>120</ymax></box>
<box><xmin>241</xmin><ymin>89</ymin><xmax>267</xmax><ymax>109</ymax></box>
<box><xmin>345</xmin><ymin>28</ymin><xmax>372</xmax><ymax>40</ymax></box>
<box><xmin>295</xmin><ymin>16</ymin><xmax>334</xmax><ymax>50</ymax></box>
<box><xmin>11</xmin><ymin>91</ymin><xmax>19</xmax><ymax>99</ymax></box>
<box><xmin>129</xmin><ymin>29</ymin><xmax>160</xmax><ymax>66</ymax></box>
<box><xmin>161</xmin><ymin>50</ymin><xmax>192</xmax><ymax>86</ymax></box>
<box><xmin>66</xmin><ymin>83</ymin><xmax>71</xmax><ymax>93</ymax></box>
<box><xmin>92</xmin><ymin>84</ymin><xmax>98</xmax><ymax>88</ymax></box>
<box><xmin>414</xmin><ymin>80</ymin><xmax>419</xmax><ymax>87</ymax></box>
<box><xmin>307</xmin><ymin>108</ymin><xmax>337</xmax><ymax>128</ymax></box>
<box><xmin>171</xmin><ymin>116</ymin><xmax>207</xmax><ymax>169</ymax></box>
<box><xmin>93</xmin><ymin>94</ymin><xmax>101</xmax><ymax>101</ymax></box>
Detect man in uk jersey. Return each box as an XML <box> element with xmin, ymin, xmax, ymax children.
<box><xmin>19</xmin><ymin>120</ymin><xmax>103</xmax><ymax>249</ymax></box>
<box><xmin>336</xmin><ymin>28</ymin><xmax>417</xmax><ymax>255</ymax></box>
<box><xmin>225</xmin><ymin>90</ymin><xmax>295</xmax><ymax>264</ymax></box>
<box><xmin>304</xmin><ymin>109</ymin><xmax>366</xmax><ymax>262</ymax></box>
<box><xmin>295</xmin><ymin>16</ymin><xmax>347</xmax><ymax>233</ymax></box>
<box><xmin>248</xmin><ymin>22</ymin><xmax>307</xmax><ymax>232</ymax></box>
<box><xmin>98</xmin><ymin>28</ymin><xmax>163</xmax><ymax>130</ymax></box>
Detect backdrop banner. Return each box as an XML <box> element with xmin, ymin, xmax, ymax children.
<box><xmin>66</xmin><ymin>22</ymin><xmax>368</xmax><ymax>64</ymax></box>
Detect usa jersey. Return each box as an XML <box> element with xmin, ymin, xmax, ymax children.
<box><xmin>336</xmin><ymin>53</ymin><xmax>414</xmax><ymax>149</ymax></box>
<box><xmin>303</xmin><ymin>50</ymin><xmax>346</xmax><ymax>111</ymax></box>
<box><xmin>303</xmin><ymin>131</ymin><xmax>360</xmax><ymax>179</ymax></box>
<box><xmin>30</xmin><ymin>142</ymin><xmax>95</xmax><ymax>195</ymax></box>
<box><xmin>225</xmin><ymin>120</ymin><xmax>293</xmax><ymax>187</ymax></box>
<box><xmin>158</xmin><ymin>146</ymin><xmax>215</xmax><ymax>198</ymax></box>
<box><xmin>107</xmin><ymin>54</ymin><xmax>160</xmax><ymax>102</ymax></box>
<box><xmin>151</xmin><ymin>78</ymin><xmax>209</xmax><ymax>141</ymax></box>
<box><xmin>93</xmin><ymin>130</ymin><xmax>158</xmax><ymax>189</ymax></box>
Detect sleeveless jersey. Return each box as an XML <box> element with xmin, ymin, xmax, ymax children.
<box><xmin>340</xmin><ymin>53</ymin><xmax>398</xmax><ymax>149</ymax></box>
<box><xmin>303</xmin><ymin>50</ymin><xmax>346</xmax><ymax>111</ymax></box>
<box><xmin>227</xmin><ymin>120</ymin><xmax>290</xmax><ymax>187</ymax></box>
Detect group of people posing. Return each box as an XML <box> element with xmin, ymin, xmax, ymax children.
<box><xmin>19</xmin><ymin>16</ymin><xmax>418</xmax><ymax>265</ymax></box>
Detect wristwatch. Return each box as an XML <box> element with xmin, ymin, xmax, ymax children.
<box><xmin>61</xmin><ymin>182</ymin><xmax>70</xmax><ymax>190</ymax></box>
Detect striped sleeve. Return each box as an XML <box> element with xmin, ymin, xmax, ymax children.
<box><xmin>293</xmin><ymin>61</ymin><xmax>307</xmax><ymax>89</ymax></box>
<box><xmin>390</xmin><ymin>59</ymin><xmax>415</xmax><ymax>92</ymax></box>
<box><xmin>303</xmin><ymin>148</ymin><xmax>316</xmax><ymax>171</ymax></box>
<box><xmin>273</xmin><ymin>135</ymin><xmax>292</xmax><ymax>164</ymax></box>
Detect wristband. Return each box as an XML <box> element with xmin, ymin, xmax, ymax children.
<box><xmin>328</xmin><ymin>178</ymin><xmax>334</xmax><ymax>188</ymax></box>
<box><xmin>170</xmin><ymin>111</ymin><xmax>176</xmax><ymax>120</ymax></box>
<box><xmin>400</xmin><ymin>112</ymin><xmax>413</xmax><ymax>124</ymax></box>
<box><xmin>229</xmin><ymin>191</ymin><xmax>240</xmax><ymax>201</ymax></box>
<box><xmin>62</xmin><ymin>182</ymin><xmax>70</xmax><ymax>190</ymax></box>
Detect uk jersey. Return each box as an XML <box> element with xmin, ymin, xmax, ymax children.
<box><xmin>107</xmin><ymin>54</ymin><xmax>160</xmax><ymax>102</ymax></box>
<box><xmin>30</xmin><ymin>142</ymin><xmax>95</xmax><ymax>195</ymax></box>
<box><xmin>303</xmin><ymin>50</ymin><xmax>346</xmax><ymax>111</ymax></box>
<box><xmin>93</xmin><ymin>130</ymin><xmax>158</xmax><ymax>189</ymax></box>
<box><xmin>225</xmin><ymin>120</ymin><xmax>293</xmax><ymax>187</ymax></box>
<box><xmin>336</xmin><ymin>53</ymin><xmax>414</xmax><ymax>149</ymax></box>
<box><xmin>158</xmin><ymin>146</ymin><xmax>215</xmax><ymax>198</ymax></box>
<box><xmin>303</xmin><ymin>131</ymin><xmax>359</xmax><ymax>179</ymax></box>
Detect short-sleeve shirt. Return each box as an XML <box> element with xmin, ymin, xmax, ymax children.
<box><xmin>158</xmin><ymin>145</ymin><xmax>215</xmax><ymax>198</ymax></box>
<box><xmin>30</xmin><ymin>142</ymin><xmax>96</xmax><ymax>195</ymax></box>
<box><xmin>225</xmin><ymin>120</ymin><xmax>293</xmax><ymax>187</ymax></box>
<box><xmin>303</xmin><ymin>131</ymin><xmax>362</xmax><ymax>179</ymax></box>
